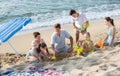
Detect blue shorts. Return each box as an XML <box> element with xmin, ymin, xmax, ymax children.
<box><xmin>26</xmin><ymin>49</ymin><xmax>35</xmax><ymax>58</ymax></box>
<box><xmin>105</xmin><ymin>42</ymin><xmax>109</xmax><ymax>46</ymax></box>
<box><xmin>105</xmin><ymin>41</ymin><xmax>116</xmax><ymax>46</ymax></box>
<box><xmin>56</xmin><ymin>46</ymin><xmax>70</xmax><ymax>52</ymax></box>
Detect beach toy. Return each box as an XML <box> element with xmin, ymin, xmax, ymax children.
<box><xmin>73</xmin><ymin>45</ymin><xmax>79</xmax><ymax>52</ymax></box>
<box><xmin>77</xmin><ymin>48</ymin><xmax>83</xmax><ymax>54</ymax></box>
<box><xmin>81</xmin><ymin>22</ymin><xmax>89</xmax><ymax>30</ymax></box>
<box><xmin>51</xmin><ymin>56</ymin><xmax>56</xmax><ymax>60</ymax></box>
<box><xmin>97</xmin><ymin>40</ymin><xmax>104</xmax><ymax>48</ymax></box>
<box><xmin>75</xmin><ymin>21</ymin><xmax>89</xmax><ymax>31</ymax></box>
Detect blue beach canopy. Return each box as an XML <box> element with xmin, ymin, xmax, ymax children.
<box><xmin>0</xmin><ymin>18</ymin><xmax>31</xmax><ymax>44</ymax></box>
<box><xmin>0</xmin><ymin>18</ymin><xmax>31</xmax><ymax>61</ymax></box>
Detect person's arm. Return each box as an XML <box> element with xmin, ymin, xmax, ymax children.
<box><xmin>46</xmin><ymin>48</ymin><xmax>50</xmax><ymax>55</ymax></box>
<box><xmin>69</xmin><ymin>36</ymin><xmax>73</xmax><ymax>49</ymax></box>
<box><xmin>81</xmin><ymin>12</ymin><xmax>88</xmax><ymax>22</ymax></box>
<box><xmin>109</xmin><ymin>27</ymin><xmax>116</xmax><ymax>46</ymax></box>
<box><xmin>73</xmin><ymin>22</ymin><xmax>81</xmax><ymax>31</ymax></box>
<box><xmin>32</xmin><ymin>40</ymin><xmax>37</xmax><ymax>47</ymax></box>
<box><xmin>67</xmin><ymin>36</ymin><xmax>73</xmax><ymax>52</ymax></box>
<box><xmin>64</xmin><ymin>30</ymin><xmax>73</xmax><ymax>52</ymax></box>
<box><xmin>51</xmin><ymin>33</ymin><xmax>56</xmax><ymax>56</ymax></box>
<box><xmin>40</xmin><ymin>49</ymin><xmax>50</xmax><ymax>59</ymax></box>
<box><xmin>64</xmin><ymin>31</ymin><xmax>73</xmax><ymax>49</ymax></box>
<box><xmin>51</xmin><ymin>44</ymin><xmax>56</xmax><ymax>56</ymax></box>
<box><xmin>104</xmin><ymin>35</ymin><xmax>108</xmax><ymax>42</ymax></box>
<box><xmin>42</xmin><ymin>41</ymin><xmax>50</xmax><ymax>55</ymax></box>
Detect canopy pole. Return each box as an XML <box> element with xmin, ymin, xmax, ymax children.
<box><xmin>7</xmin><ymin>41</ymin><xmax>25</xmax><ymax>63</ymax></box>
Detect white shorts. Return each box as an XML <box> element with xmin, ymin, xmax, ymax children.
<box><xmin>74</xmin><ymin>29</ymin><xmax>80</xmax><ymax>34</ymax></box>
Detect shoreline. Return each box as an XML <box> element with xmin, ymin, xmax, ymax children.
<box><xmin>15</xmin><ymin>16</ymin><xmax>120</xmax><ymax>36</ymax></box>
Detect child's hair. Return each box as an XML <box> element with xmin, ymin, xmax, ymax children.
<box><xmin>36</xmin><ymin>43</ymin><xmax>47</xmax><ymax>53</ymax></box>
<box><xmin>69</xmin><ymin>9</ymin><xmax>76</xmax><ymax>15</ymax></box>
<box><xmin>77</xmin><ymin>40</ymin><xmax>83</xmax><ymax>47</ymax></box>
<box><xmin>33</xmin><ymin>32</ymin><xmax>40</xmax><ymax>38</ymax></box>
<box><xmin>86</xmin><ymin>32</ymin><xmax>90</xmax><ymax>37</ymax></box>
<box><xmin>105</xmin><ymin>17</ymin><xmax>114</xmax><ymax>26</ymax></box>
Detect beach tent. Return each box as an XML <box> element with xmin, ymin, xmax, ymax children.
<box><xmin>0</xmin><ymin>18</ymin><xmax>31</xmax><ymax>62</ymax></box>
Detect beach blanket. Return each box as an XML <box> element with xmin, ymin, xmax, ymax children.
<box><xmin>1</xmin><ymin>67</ymin><xmax>66</xmax><ymax>76</ymax></box>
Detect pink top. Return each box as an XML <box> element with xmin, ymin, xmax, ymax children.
<box><xmin>31</xmin><ymin>38</ymin><xmax>45</xmax><ymax>48</ymax></box>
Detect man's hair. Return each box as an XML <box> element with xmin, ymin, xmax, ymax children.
<box><xmin>54</xmin><ymin>23</ymin><xmax>61</xmax><ymax>29</ymax></box>
<box><xmin>33</xmin><ymin>32</ymin><xmax>40</xmax><ymax>38</ymax></box>
<box><xmin>69</xmin><ymin>9</ymin><xmax>76</xmax><ymax>15</ymax></box>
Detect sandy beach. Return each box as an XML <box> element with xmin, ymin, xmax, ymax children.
<box><xmin>0</xmin><ymin>17</ymin><xmax>120</xmax><ymax>54</ymax></box>
<box><xmin>0</xmin><ymin>17</ymin><xmax>120</xmax><ymax>76</ymax></box>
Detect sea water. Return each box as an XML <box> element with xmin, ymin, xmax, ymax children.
<box><xmin>0</xmin><ymin>0</ymin><xmax>120</xmax><ymax>31</ymax></box>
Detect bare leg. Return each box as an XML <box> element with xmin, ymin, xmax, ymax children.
<box><xmin>76</xmin><ymin>33</ymin><xmax>79</xmax><ymax>43</ymax></box>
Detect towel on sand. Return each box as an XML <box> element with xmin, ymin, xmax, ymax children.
<box><xmin>1</xmin><ymin>67</ymin><xmax>66</xmax><ymax>76</ymax></box>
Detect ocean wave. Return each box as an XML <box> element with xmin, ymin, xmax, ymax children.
<box><xmin>0</xmin><ymin>0</ymin><xmax>120</xmax><ymax>31</ymax></box>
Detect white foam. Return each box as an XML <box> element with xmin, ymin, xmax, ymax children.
<box><xmin>1</xmin><ymin>0</ymin><xmax>120</xmax><ymax>31</ymax></box>
<box><xmin>23</xmin><ymin>8</ymin><xmax>120</xmax><ymax>31</ymax></box>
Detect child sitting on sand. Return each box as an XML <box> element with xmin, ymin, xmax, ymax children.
<box><xmin>95</xmin><ymin>17</ymin><xmax>116</xmax><ymax>50</ymax></box>
<box><xmin>26</xmin><ymin>43</ymin><xmax>50</xmax><ymax>71</ymax></box>
<box><xmin>26</xmin><ymin>43</ymin><xmax>50</xmax><ymax>62</ymax></box>
<box><xmin>74</xmin><ymin>32</ymin><xmax>94</xmax><ymax>56</ymax></box>
<box><xmin>82</xmin><ymin>32</ymin><xmax>94</xmax><ymax>53</ymax></box>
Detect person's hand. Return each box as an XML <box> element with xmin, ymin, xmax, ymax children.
<box><xmin>52</xmin><ymin>50</ymin><xmax>56</xmax><ymax>57</ymax></box>
<box><xmin>68</xmin><ymin>47</ymin><xmax>73</xmax><ymax>53</ymax></box>
<box><xmin>77</xmin><ymin>28</ymin><xmax>81</xmax><ymax>32</ymax></box>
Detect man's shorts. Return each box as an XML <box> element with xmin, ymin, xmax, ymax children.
<box><xmin>56</xmin><ymin>46</ymin><xmax>70</xmax><ymax>53</ymax></box>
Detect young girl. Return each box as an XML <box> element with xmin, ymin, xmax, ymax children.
<box><xmin>74</xmin><ymin>32</ymin><xmax>94</xmax><ymax>56</ymax></box>
<box><xmin>31</xmin><ymin>32</ymin><xmax>50</xmax><ymax>56</ymax></box>
<box><xmin>82</xmin><ymin>32</ymin><xmax>94</xmax><ymax>53</ymax></box>
<box><xmin>26</xmin><ymin>43</ymin><xmax>50</xmax><ymax>62</ymax></box>
<box><xmin>26</xmin><ymin>43</ymin><xmax>50</xmax><ymax>71</ymax></box>
<box><xmin>104</xmin><ymin>17</ymin><xmax>116</xmax><ymax>47</ymax></box>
